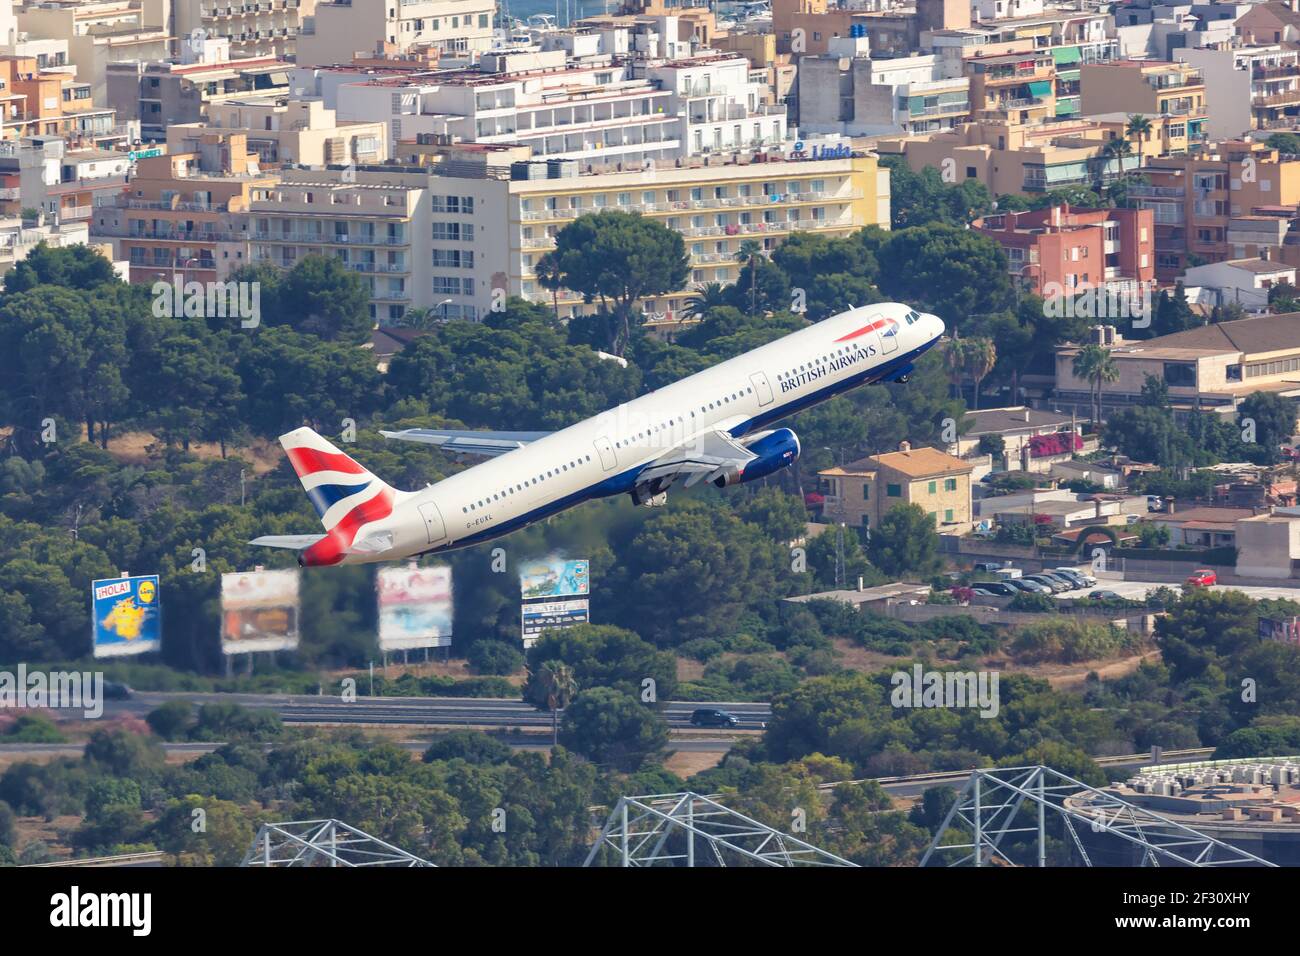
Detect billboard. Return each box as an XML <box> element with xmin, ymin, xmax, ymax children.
<box><xmin>221</xmin><ymin>569</ymin><xmax>300</xmax><ymax>655</ymax></box>
<box><xmin>520</xmin><ymin>558</ymin><xmax>589</xmax><ymax>600</ymax></box>
<box><xmin>377</xmin><ymin>565</ymin><xmax>453</xmax><ymax>650</ymax></box>
<box><xmin>1260</xmin><ymin>617</ymin><xmax>1300</xmax><ymax>646</ymax></box>
<box><xmin>92</xmin><ymin>575</ymin><xmax>162</xmax><ymax>658</ymax></box>
<box><xmin>521</xmin><ymin>599</ymin><xmax>590</xmax><ymax>648</ymax></box>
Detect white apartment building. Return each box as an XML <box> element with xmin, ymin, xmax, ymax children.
<box><xmin>295</xmin><ymin>0</ymin><xmax>494</xmax><ymax>67</ymax></box>
<box><xmin>174</xmin><ymin>0</ymin><xmax>317</xmax><ymax>59</ymax></box>
<box><xmin>1177</xmin><ymin>44</ymin><xmax>1300</xmax><ymax>137</ymax></box>
<box><xmin>300</xmin><ymin>37</ymin><xmax>785</xmax><ymax>164</ymax></box>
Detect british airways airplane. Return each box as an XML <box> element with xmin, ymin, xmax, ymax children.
<box><xmin>252</xmin><ymin>302</ymin><xmax>944</xmax><ymax>566</ymax></box>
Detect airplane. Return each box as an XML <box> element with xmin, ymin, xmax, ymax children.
<box><xmin>251</xmin><ymin>302</ymin><xmax>945</xmax><ymax>566</ymax></box>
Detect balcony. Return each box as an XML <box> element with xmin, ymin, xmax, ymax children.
<box><xmin>1127</xmin><ymin>184</ymin><xmax>1185</xmax><ymax>199</ymax></box>
<box><xmin>251</xmin><ymin>230</ymin><xmax>407</xmax><ymax>246</ymax></box>
<box><xmin>1255</xmin><ymin>89</ymin><xmax>1300</xmax><ymax>108</ymax></box>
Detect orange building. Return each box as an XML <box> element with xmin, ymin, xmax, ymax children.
<box><xmin>972</xmin><ymin>203</ymin><xmax>1155</xmax><ymax>297</ymax></box>
<box><xmin>91</xmin><ymin>131</ymin><xmax>279</xmax><ymax>284</ymax></box>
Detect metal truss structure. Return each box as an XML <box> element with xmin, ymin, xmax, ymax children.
<box><xmin>584</xmin><ymin>791</ymin><xmax>857</xmax><ymax>867</ymax></box>
<box><xmin>242</xmin><ymin>819</ymin><xmax>435</xmax><ymax>867</ymax></box>
<box><xmin>921</xmin><ymin>766</ymin><xmax>1277</xmax><ymax>868</ymax></box>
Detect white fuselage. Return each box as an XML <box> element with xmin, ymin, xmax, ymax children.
<box><xmin>347</xmin><ymin>302</ymin><xmax>943</xmax><ymax>563</ymax></box>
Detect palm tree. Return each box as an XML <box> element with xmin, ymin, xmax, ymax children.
<box><xmin>1103</xmin><ymin>138</ymin><xmax>1133</xmax><ymax>184</ymax></box>
<box><xmin>1072</xmin><ymin>343</ymin><xmax>1120</xmax><ymax>427</ymax></box>
<box><xmin>534</xmin><ymin>251</ymin><xmax>563</xmax><ymax>323</ymax></box>
<box><xmin>682</xmin><ymin>281</ymin><xmax>727</xmax><ymax>321</ymax></box>
<box><xmin>941</xmin><ymin>338</ymin><xmax>968</xmax><ymax>401</ymax></box>
<box><xmin>536</xmin><ymin>660</ymin><xmax>577</xmax><ymax>746</ymax></box>
<box><xmin>962</xmin><ymin>337</ymin><xmax>997</xmax><ymax>410</ymax></box>
<box><xmin>1125</xmin><ymin>114</ymin><xmax>1153</xmax><ymax>174</ymax></box>
<box><xmin>736</xmin><ymin>239</ymin><xmax>763</xmax><ymax>316</ymax></box>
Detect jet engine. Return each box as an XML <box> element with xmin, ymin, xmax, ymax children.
<box><xmin>714</xmin><ymin>428</ymin><xmax>801</xmax><ymax>487</ymax></box>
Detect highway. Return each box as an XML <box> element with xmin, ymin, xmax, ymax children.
<box><xmin>94</xmin><ymin>690</ymin><xmax>773</xmax><ymax>732</ymax></box>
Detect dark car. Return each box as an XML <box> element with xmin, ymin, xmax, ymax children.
<box><xmin>690</xmin><ymin>708</ymin><xmax>740</xmax><ymax>728</ymax></box>
<box><xmin>972</xmin><ymin>561</ymin><xmax>1004</xmax><ymax>573</ymax></box>
<box><xmin>102</xmin><ymin>681</ymin><xmax>133</xmax><ymax>700</ymax></box>
<box><xmin>971</xmin><ymin>580</ymin><xmax>1018</xmax><ymax>597</ymax></box>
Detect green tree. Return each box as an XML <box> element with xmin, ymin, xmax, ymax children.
<box><xmin>542</xmin><ymin>211</ymin><xmax>688</xmax><ymax>355</ymax></box>
<box><xmin>558</xmin><ymin>687</ymin><xmax>667</xmax><ymax>772</ymax></box>
<box><xmin>867</xmin><ymin>503</ymin><xmax>941</xmax><ymax>578</ymax></box>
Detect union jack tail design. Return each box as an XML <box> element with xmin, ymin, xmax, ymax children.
<box><xmin>279</xmin><ymin>427</ymin><xmax>398</xmax><ymax>566</ymax></box>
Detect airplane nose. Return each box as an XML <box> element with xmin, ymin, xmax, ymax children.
<box><xmin>928</xmin><ymin>313</ymin><xmax>946</xmax><ymax>339</ymax></box>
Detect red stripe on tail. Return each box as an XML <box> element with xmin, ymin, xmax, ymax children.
<box><xmin>286</xmin><ymin>446</ymin><xmax>368</xmax><ymax>478</ymax></box>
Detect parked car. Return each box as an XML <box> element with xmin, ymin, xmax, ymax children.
<box><xmin>971</xmin><ymin>581</ymin><xmax>1018</xmax><ymax>597</ymax></box>
<box><xmin>690</xmin><ymin>708</ymin><xmax>740</xmax><ymax>728</ymax></box>
<box><xmin>1052</xmin><ymin>567</ymin><xmax>1097</xmax><ymax>588</ymax></box>
<box><xmin>1007</xmin><ymin>578</ymin><xmax>1052</xmax><ymax>595</ymax></box>
<box><xmin>1038</xmin><ymin>571</ymin><xmax>1083</xmax><ymax>591</ymax></box>
<box><xmin>994</xmin><ymin>568</ymin><xmax>1023</xmax><ymax>581</ymax></box>
<box><xmin>1186</xmin><ymin>569</ymin><xmax>1218</xmax><ymax>588</ymax></box>
<box><xmin>1087</xmin><ymin>590</ymin><xmax>1126</xmax><ymax>602</ymax></box>
<box><xmin>1146</xmin><ymin>495</ymin><xmax>1163</xmax><ymax>512</ymax></box>
<box><xmin>1023</xmin><ymin>574</ymin><xmax>1071</xmax><ymax>593</ymax></box>
<box><xmin>972</xmin><ymin>561</ymin><xmax>1003</xmax><ymax>573</ymax></box>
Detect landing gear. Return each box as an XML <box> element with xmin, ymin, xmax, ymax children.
<box><xmin>631</xmin><ymin>480</ymin><xmax>670</xmax><ymax>506</ymax></box>
<box><xmin>896</xmin><ymin>373</ymin><xmax>910</xmax><ymax>384</ymax></box>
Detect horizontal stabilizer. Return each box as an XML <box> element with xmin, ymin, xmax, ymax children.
<box><xmin>380</xmin><ymin>428</ymin><xmax>551</xmax><ymax>458</ymax></box>
<box><xmin>249</xmin><ymin>534</ymin><xmax>326</xmax><ymax>550</ymax></box>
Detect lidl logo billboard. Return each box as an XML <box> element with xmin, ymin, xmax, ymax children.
<box><xmin>91</xmin><ymin>575</ymin><xmax>162</xmax><ymax>658</ymax></box>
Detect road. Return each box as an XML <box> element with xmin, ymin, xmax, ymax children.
<box><xmin>1056</xmin><ymin>578</ymin><xmax>1300</xmax><ymax>602</ymax></box>
<box><xmin>94</xmin><ymin>690</ymin><xmax>773</xmax><ymax>732</ymax></box>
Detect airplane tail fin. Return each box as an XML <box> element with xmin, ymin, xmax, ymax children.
<box><xmin>279</xmin><ymin>427</ymin><xmax>398</xmax><ymax>533</ymax></box>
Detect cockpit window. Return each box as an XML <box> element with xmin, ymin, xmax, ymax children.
<box><xmin>905</xmin><ymin>310</ymin><xmax>920</xmax><ymax>325</ymax></box>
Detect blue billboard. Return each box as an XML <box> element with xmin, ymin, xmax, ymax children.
<box><xmin>91</xmin><ymin>575</ymin><xmax>162</xmax><ymax>658</ymax></box>
<box><xmin>520</xmin><ymin>558</ymin><xmax>589</xmax><ymax>600</ymax></box>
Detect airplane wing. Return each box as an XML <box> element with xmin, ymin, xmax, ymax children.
<box><xmin>635</xmin><ymin>428</ymin><xmax>758</xmax><ymax>491</ymax></box>
<box><xmin>250</xmin><ymin>534</ymin><xmax>326</xmax><ymax>550</ymax></box>
<box><xmin>379</xmin><ymin>428</ymin><xmax>551</xmax><ymax>458</ymax></box>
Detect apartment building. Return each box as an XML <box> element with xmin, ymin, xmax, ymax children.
<box><xmin>1079</xmin><ymin>60</ymin><xmax>1209</xmax><ymax>140</ymax></box>
<box><xmin>91</xmin><ymin>130</ymin><xmax>278</xmax><ymax>283</ymax></box>
<box><xmin>1183</xmin><ymin>256</ymin><xmax>1297</xmax><ymax>311</ymax></box>
<box><xmin>972</xmin><ymin>203</ymin><xmax>1155</xmax><ymax>297</ymax></box>
<box><xmin>1174</xmin><ymin>45</ymin><xmax>1300</xmax><ymax>139</ymax></box>
<box><xmin>874</xmin><ymin>117</ymin><xmax>1138</xmax><ymax>196</ymax></box>
<box><xmin>1129</xmin><ymin>140</ymin><xmax>1300</xmax><ymax>280</ymax></box>
<box><xmin>0</xmin><ymin>52</ymin><xmax>120</xmax><ymax>144</ymax></box>
<box><xmin>174</xmin><ymin>0</ymin><xmax>316</xmax><ymax>60</ymax></box>
<box><xmin>312</xmin><ymin>41</ymin><xmax>786</xmax><ymax>165</ymax></box>
<box><xmin>16</xmin><ymin>0</ymin><xmax>170</xmax><ymax>105</ymax></box>
<box><xmin>246</xmin><ymin>144</ymin><xmax>888</xmax><ymax>324</ymax></box>
<box><xmin>818</xmin><ymin>442</ymin><xmax>975</xmax><ymax>532</ymax></box>
<box><xmin>796</xmin><ymin>36</ymin><xmax>970</xmax><ymax>136</ymax></box>
<box><xmin>295</xmin><ymin>0</ymin><xmax>495</xmax><ymax>68</ymax></box>
<box><xmin>168</xmin><ymin>97</ymin><xmax>387</xmax><ymax>166</ymax></box>
<box><xmin>0</xmin><ymin>211</ymin><xmax>90</xmax><ymax>274</ymax></box>
<box><xmin>773</xmin><ymin>0</ymin><xmax>966</xmax><ymax>58</ymax></box>
<box><xmin>1054</xmin><ymin>314</ymin><xmax>1300</xmax><ymax>416</ymax></box>
<box><xmin>106</xmin><ymin>49</ymin><xmax>293</xmax><ymax>141</ymax></box>
<box><xmin>0</xmin><ymin>135</ymin><xmax>127</xmax><ymax>223</ymax></box>
<box><xmin>248</xmin><ymin>164</ymin><xmax>431</xmax><ymax>324</ymax></box>
<box><xmin>710</xmin><ymin>28</ymin><xmax>796</xmax><ymax>107</ymax></box>
<box><xmin>965</xmin><ymin>49</ymin><xmax>1057</xmax><ymax>125</ymax></box>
